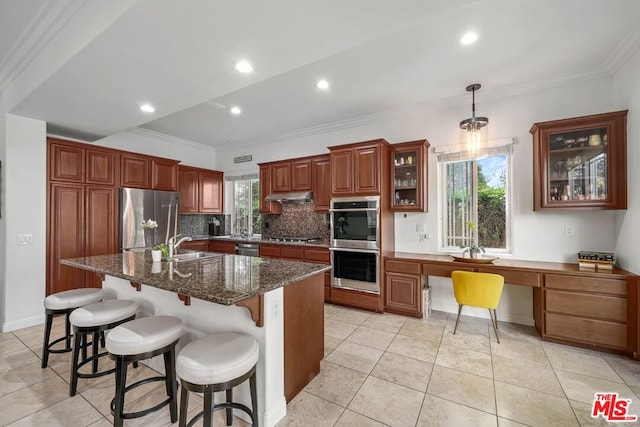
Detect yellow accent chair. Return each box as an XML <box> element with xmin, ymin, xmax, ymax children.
<box><xmin>451</xmin><ymin>270</ymin><xmax>505</xmax><ymax>343</ymax></box>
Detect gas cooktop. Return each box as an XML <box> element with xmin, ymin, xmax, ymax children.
<box><xmin>267</xmin><ymin>236</ymin><xmax>321</xmax><ymax>243</ymax></box>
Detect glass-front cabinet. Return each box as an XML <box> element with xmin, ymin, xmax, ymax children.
<box><xmin>391</xmin><ymin>139</ymin><xmax>430</xmax><ymax>211</ymax></box>
<box><xmin>531</xmin><ymin>110</ymin><xmax>627</xmax><ymax>210</ymax></box>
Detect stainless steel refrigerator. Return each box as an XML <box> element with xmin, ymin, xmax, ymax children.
<box><xmin>119</xmin><ymin>188</ymin><xmax>181</xmax><ymax>251</ymax></box>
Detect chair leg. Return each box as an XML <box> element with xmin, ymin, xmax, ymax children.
<box><xmin>81</xmin><ymin>332</ymin><xmax>88</xmax><ymax>362</ymax></box>
<box><xmin>250</xmin><ymin>369</ymin><xmax>259</xmax><ymax>427</ymax></box>
<box><xmin>41</xmin><ymin>313</ymin><xmax>54</xmax><ymax>368</ymax></box>
<box><xmin>92</xmin><ymin>332</ymin><xmax>99</xmax><ymax>373</ymax></box>
<box><xmin>69</xmin><ymin>329</ymin><xmax>82</xmax><ymax>396</ymax></box>
<box><xmin>203</xmin><ymin>385</ymin><xmax>213</xmax><ymax>427</ymax></box>
<box><xmin>64</xmin><ymin>312</ymin><xmax>72</xmax><ymax>350</ymax></box>
<box><xmin>453</xmin><ymin>304</ymin><xmax>464</xmax><ymax>335</ymax></box>
<box><xmin>99</xmin><ymin>331</ymin><xmax>105</xmax><ymax>348</ymax></box>
<box><xmin>488</xmin><ymin>309</ymin><xmax>500</xmax><ymax>344</ymax></box>
<box><xmin>226</xmin><ymin>388</ymin><xmax>233</xmax><ymax>426</ymax></box>
<box><xmin>113</xmin><ymin>357</ymin><xmax>128</xmax><ymax>427</ymax></box>
<box><xmin>164</xmin><ymin>347</ymin><xmax>178</xmax><ymax>423</ymax></box>
<box><xmin>179</xmin><ymin>382</ymin><xmax>189</xmax><ymax>427</ymax></box>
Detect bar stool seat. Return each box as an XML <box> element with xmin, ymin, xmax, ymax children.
<box><xmin>106</xmin><ymin>316</ymin><xmax>182</xmax><ymax>427</ymax></box>
<box><xmin>69</xmin><ymin>299</ymin><xmax>138</xmax><ymax>396</ymax></box>
<box><xmin>42</xmin><ymin>288</ymin><xmax>104</xmax><ymax>368</ymax></box>
<box><xmin>177</xmin><ymin>332</ymin><xmax>259</xmax><ymax>427</ymax></box>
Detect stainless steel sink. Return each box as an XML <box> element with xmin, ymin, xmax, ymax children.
<box><xmin>172</xmin><ymin>252</ymin><xmax>223</xmax><ymax>262</ymax></box>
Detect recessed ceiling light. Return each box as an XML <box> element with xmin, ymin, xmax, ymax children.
<box><xmin>316</xmin><ymin>79</ymin><xmax>330</xmax><ymax>90</ymax></box>
<box><xmin>230</xmin><ymin>106</ymin><xmax>242</xmax><ymax>115</ymax></box>
<box><xmin>139</xmin><ymin>103</ymin><xmax>156</xmax><ymax>113</ymax></box>
<box><xmin>459</xmin><ymin>31</ymin><xmax>479</xmax><ymax>46</ymax></box>
<box><xmin>235</xmin><ymin>60</ymin><xmax>253</xmax><ymax>73</ymax></box>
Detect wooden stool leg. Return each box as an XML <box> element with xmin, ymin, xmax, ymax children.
<box><xmin>179</xmin><ymin>383</ymin><xmax>189</xmax><ymax>427</ymax></box>
<box><xmin>250</xmin><ymin>369</ymin><xmax>259</xmax><ymax>427</ymax></box>
<box><xmin>113</xmin><ymin>357</ymin><xmax>128</xmax><ymax>427</ymax></box>
<box><xmin>69</xmin><ymin>329</ymin><xmax>82</xmax><ymax>396</ymax></box>
<box><xmin>41</xmin><ymin>312</ymin><xmax>54</xmax><ymax>368</ymax></box>
<box><xmin>226</xmin><ymin>388</ymin><xmax>233</xmax><ymax>426</ymax></box>
<box><xmin>164</xmin><ymin>347</ymin><xmax>178</xmax><ymax>423</ymax></box>
<box><xmin>203</xmin><ymin>385</ymin><xmax>213</xmax><ymax>427</ymax></box>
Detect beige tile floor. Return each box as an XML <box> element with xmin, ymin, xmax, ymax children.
<box><xmin>2</xmin><ymin>305</ymin><xmax>640</xmax><ymax>426</ymax></box>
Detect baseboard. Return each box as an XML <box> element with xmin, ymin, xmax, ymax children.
<box><xmin>263</xmin><ymin>395</ymin><xmax>287</xmax><ymax>427</ymax></box>
<box><xmin>1</xmin><ymin>314</ymin><xmax>45</xmax><ymax>333</ymax></box>
<box><xmin>430</xmin><ymin>301</ymin><xmax>534</xmax><ymax>327</ymax></box>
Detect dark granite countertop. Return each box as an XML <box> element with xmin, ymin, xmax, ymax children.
<box><xmin>61</xmin><ymin>251</ymin><xmax>331</xmax><ymax>305</ymax></box>
<box><xmin>192</xmin><ymin>235</ymin><xmax>330</xmax><ymax>248</ymax></box>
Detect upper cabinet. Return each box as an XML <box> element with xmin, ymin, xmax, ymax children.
<box><xmin>531</xmin><ymin>110</ymin><xmax>627</xmax><ymax>210</ymax></box>
<box><xmin>49</xmin><ymin>138</ymin><xmax>117</xmax><ymax>186</ymax></box>
<box><xmin>259</xmin><ymin>164</ymin><xmax>282</xmax><ymax>214</ymax></box>
<box><xmin>291</xmin><ymin>159</ymin><xmax>312</xmax><ymax>191</ymax></box>
<box><xmin>151</xmin><ymin>158</ymin><xmax>179</xmax><ymax>191</ymax></box>
<box><xmin>329</xmin><ymin>139</ymin><xmax>390</xmax><ymax>197</ymax></box>
<box><xmin>178</xmin><ymin>165</ymin><xmax>224</xmax><ymax>214</ymax></box>
<box><xmin>391</xmin><ymin>139</ymin><xmax>430</xmax><ymax>212</ymax></box>
<box><xmin>312</xmin><ymin>155</ymin><xmax>331</xmax><ymax>212</ymax></box>
<box><xmin>120</xmin><ymin>154</ymin><xmax>150</xmax><ymax>189</ymax></box>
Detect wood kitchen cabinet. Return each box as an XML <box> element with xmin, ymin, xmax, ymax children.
<box><xmin>259</xmin><ymin>164</ymin><xmax>282</xmax><ymax>214</ymax></box>
<box><xmin>329</xmin><ymin>139</ymin><xmax>391</xmax><ymax>197</ymax></box>
<box><xmin>179</xmin><ymin>240</ymin><xmax>209</xmax><ymax>251</ymax></box>
<box><xmin>208</xmin><ymin>240</ymin><xmax>236</xmax><ymax>254</ymax></box>
<box><xmin>312</xmin><ymin>155</ymin><xmax>331</xmax><ymax>212</ymax></box>
<box><xmin>267</xmin><ymin>158</ymin><xmax>312</xmax><ymax>193</ymax></box>
<box><xmin>531</xmin><ymin>110</ymin><xmax>627</xmax><ymax>210</ymax></box>
<box><xmin>121</xmin><ymin>153</ymin><xmax>150</xmax><ymax>189</ymax></box>
<box><xmin>272</xmin><ymin>162</ymin><xmax>291</xmax><ymax>192</ymax></box>
<box><xmin>391</xmin><ymin>139</ymin><xmax>430</xmax><ymax>212</ymax></box>
<box><xmin>151</xmin><ymin>158</ymin><xmax>179</xmax><ymax>191</ymax></box>
<box><xmin>291</xmin><ymin>159</ymin><xmax>312</xmax><ymax>191</ymax></box>
<box><xmin>178</xmin><ymin>165</ymin><xmax>224</xmax><ymax>214</ymax></box>
<box><xmin>384</xmin><ymin>259</ymin><xmax>423</xmax><ymax>317</ymax></box>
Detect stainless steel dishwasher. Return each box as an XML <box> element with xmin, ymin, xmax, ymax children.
<box><xmin>235</xmin><ymin>242</ymin><xmax>260</xmax><ymax>257</ymax></box>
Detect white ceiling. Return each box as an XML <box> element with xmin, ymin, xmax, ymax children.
<box><xmin>3</xmin><ymin>0</ymin><xmax>640</xmax><ymax>149</ymax></box>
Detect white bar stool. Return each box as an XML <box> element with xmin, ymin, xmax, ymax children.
<box><xmin>106</xmin><ymin>315</ymin><xmax>183</xmax><ymax>427</ymax></box>
<box><xmin>42</xmin><ymin>288</ymin><xmax>104</xmax><ymax>368</ymax></box>
<box><xmin>69</xmin><ymin>299</ymin><xmax>138</xmax><ymax>396</ymax></box>
<box><xmin>176</xmin><ymin>332</ymin><xmax>259</xmax><ymax>427</ymax></box>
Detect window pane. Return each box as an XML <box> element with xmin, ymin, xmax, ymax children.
<box><xmin>444</xmin><ymin>161</ymin><xmax>474</xmax><ymax>248</ymax></box>
<box><xmin>477</xmin><ymin>155</ymin><xmax>507</xmax><ymax>249</ymax></box>
<box><xmin>232</xmin><ymin>178</ymin><xmax>260</xmax><ymax>235</ymax></box>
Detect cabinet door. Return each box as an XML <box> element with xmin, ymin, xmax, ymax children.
<box><xmin>199</xmin><ymin>170</ymin><xmax>223</xmax><ymax>213</ymax></box>
<box><xmin>272</xmin><ymin>162</ymin><xmax>291</xmax><ymax>192</ymax></box>
<box><xmin>48</xmin><ymin>184</ymin><xmax>86</xmax><ymax>295</ymax></box>
<box><xmin>178</xmin><ymin>167</ymin><xmax>199</xmax><ymax>213</ymax></box>
<box><xmin>180</xmin><ymin>241</ymin><xmax>209</xmax><ymax>251</ymax></box>
<box><xmin>291</xmin><ymin>159</ymin><xmax>312</xmax><ymax>191</ymax></box>
<box><xmin>85</xmin><ymin>186</ymin><xmax>117</xmax><ymax>287</ymax></box>
<box><xmin>209</xmin><ymin>241</ymin><xmax>236</xmax><ymax>254</ymax></box>
<box><xmin>152</xmin><ymin>158</ymin><xmax>179</xmax><ymax>191</ymax></box>
<box><xmin>86</xmin><ymin>149</ymin><xmax>116</xmax><ymax>186</ymax></box>
<box><xmin>384</xmin><ymin>272</ymin><xmax>421</xmax><ymax>318</ymax></box>
<box><xmin>312</xmin><ymin>157</ymin><xmax>331</xmax><ymax>212</ymax></box>
<box><xmin>121</xmin><ymin>154</ymin><xmax>150</xmax><ymax>189</ymax></box>
<box><xmin>330</xmin><ymin>148</ymin><xmax>353</xmax><ymax>195</ymax></box>
<box><xmin>354</xmin><ymin>145</ymin><xmax>379</xmax><ymax>194</ymax></box>
<box><xmin>391</xmin><ymin>140</ymin><xmax>429</xmax><ymax>212</ymax></box>
<box><xmin>49</xmin><ymin>142</ymin><xmax>85</xmax><ymax>182</ymax></box>
<box><xmin>259</xmin><ymin>165</ymin><xmax>282</xmax><ymax>214</ymax></box>
<box><xmin>259</xmin><ymin>244</ymin><xmax>281</xmax><ymax>258</ymax></box>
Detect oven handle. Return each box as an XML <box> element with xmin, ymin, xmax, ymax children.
<box><xmin>329</xmin><ymin>247</ymin><xmax>379</xmax><ymax>254</ymax></box>
<box><xmin>329</xmin><ymin>208</ymin><xmax>379</xmax><ymax>213</ymax></box>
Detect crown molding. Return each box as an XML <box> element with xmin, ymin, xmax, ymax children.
<box><xmin>128</xmin><ymin>127</ymin><xmax>214</xmax><ymax>151</ymax></box>
<box><xmin>604</xmin><ymin>23</ymin><xmax>640</xmax><ymax>75</ymax></box>
<box><xmin>0</xmin><ymin>0</ymin><xmax>86</xmax><ymax>94</ymax></box>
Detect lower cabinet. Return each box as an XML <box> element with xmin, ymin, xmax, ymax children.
<box><xmin>179</xmin><ymin>240</ymin><xmax>209</xmax><ymax>251</ymax></box>
<box><xmin>208</xmin><ymin>240</ymin><xmax>236</xmax><ymax>254</ymax></box>
<box><xmin>384</xmin><ymin>273</ymin><xmax>422</xmax><ymax>318</ymax></box>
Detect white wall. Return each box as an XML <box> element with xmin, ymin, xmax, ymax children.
<box><xmin>1</xmin><ymin>115</ymin><xmax>47</xmax><ymax>330</ymax></box>
<box><xmin>612</xmin><ymin>49</ymin><xmax>640</xmax><ymax>274</ymax></box>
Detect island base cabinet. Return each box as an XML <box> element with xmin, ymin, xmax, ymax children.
<box><xmin>284</xmin><ymin>273</ymin><xmax>324</xmax><ymax>402</ymax></box>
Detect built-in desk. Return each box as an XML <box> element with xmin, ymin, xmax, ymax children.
<box><xmin>384</xmin><ymin>252</ymin><xmax>639</xmax><ymax>359</ymax></box>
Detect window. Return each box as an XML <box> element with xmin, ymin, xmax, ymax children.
<box><xmin>438</xmin><ymin>145</ymin><xmax>512</xmax><ymax>253</ymax></box>
<box><xmin>229</xmin><ymin>176</ymin><xmax>260</xmax><ymax>236</ymax></box>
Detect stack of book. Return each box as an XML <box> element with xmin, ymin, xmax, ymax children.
<box><xmin>578</xmin><ymin>251</ymin><xmax>616</xmax><ymax>270</ymax></box>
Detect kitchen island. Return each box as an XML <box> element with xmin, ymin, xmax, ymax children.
<box><xmin>61</xmin><ymin>250</ymin><xmax>331</xmax><ymax>427</ymax></box>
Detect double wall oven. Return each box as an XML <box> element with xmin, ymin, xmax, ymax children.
<box><xmin>329</xmin><ymin>196</ymin><xmax>380</xmax><ymax>294</ymax></box>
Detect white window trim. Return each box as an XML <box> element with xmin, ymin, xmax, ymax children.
<box><xmin>436</xmin><ymin>141</ymin><xmax>513</xmax><ymax>256</ymax></box>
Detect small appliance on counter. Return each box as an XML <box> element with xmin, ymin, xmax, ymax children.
<box><xmin>208</xmin><ymin>218</ymin><xmax>221</xmax><ymax>236</ymax></box>
<box><xmin>577</xmin><ymin>251</ymin><xmax>616</xmax><ymax>270</ymax></box>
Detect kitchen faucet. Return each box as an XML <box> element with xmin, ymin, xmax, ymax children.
<box><xmin>168</xmin><ymin>234</ymin><xmax>192</xmax><ymax>259</ymax></box>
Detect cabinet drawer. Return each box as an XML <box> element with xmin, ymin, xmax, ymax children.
<box><xmin>545</xmin><ymin>313</ymin><xmax>628</xmax><ymax>350</ymax></box>
<box><xmin>545</xmin><ymin>274</ymin><xmax>627</xmax><ymax>296</ymax></box>
<box><xmin>260</xmin><ymin>244</ymin><xmax>280</xmax><ymax>258</ymax></box>
<box><xmin>208</xmin><ymin>241</ymin><xmax>236</xmax><ymax>254</ymax></box>
<box><xmin>280</xmin><ymin>247</ymin><xmax>304</xmax><ymax>260</ymax></box>
<box><xmin>545</xmin><ymin>290</ymin><xmax>626</xmax><ymax>322</ymax></box>
<box><xmin>422</xmin><ymin>264</ymin><xmax>472</xmax><ymax>277</ymax></box>
<box><xmin>385</xmin><ymin>260</ymin><xmax>421</xmax><ymax>275</ymax></box>
<box><xmin>477</xmin><ymin>268</ymin><xmax>540</xmax><ymax>287</ymax></box>
<box><xmin>304</xmin><ymin>248</ymin><xmax>330</xmax><ymax>264</ymax></box>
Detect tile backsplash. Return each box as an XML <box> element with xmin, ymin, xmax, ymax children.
<box><xmin>179</xmin><ymin>214</ymin><xmax>230</xmax><ymax>236</ymax></box>
<box><xmin>262</xmin><ymin>202</ymin><xmax>330</xmax><ymax>240</ymax></box>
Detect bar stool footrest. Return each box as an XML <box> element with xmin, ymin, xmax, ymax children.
<box><xmin>109</xmin><ymin>375</ymin><xmax>173</xmax><ymax>419</ymax></box>
<box><xmin>76</xmin><ymin>351</ymin><xmax>115</xmax><ymax>379</ymax></box>
<box><xmin>186</xmin><ymin>402</ymin><xmax>254</xmax><ymax>427</ymax></box>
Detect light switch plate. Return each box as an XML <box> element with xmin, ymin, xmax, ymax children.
<box><xmin>18</xmin><ymin>234</ymin><xmax>33</xmax><ymax>245</ymax></box>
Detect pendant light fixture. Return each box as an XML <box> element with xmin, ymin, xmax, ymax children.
<box><xmin>459</xmin><ymin>83</ymin><xmax>488</xmax><ymax>156</ymax></box>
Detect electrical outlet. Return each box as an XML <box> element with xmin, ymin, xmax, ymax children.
<box><xmin>418</xmin><ymin>233</ymin><xmax>430</xmax><ymax>242</ymax></box>
<box><xmin>416</xmin><ymin>224</ymin><xmax>425</xmax><ymax>233</ymax></box>
<box><xmin>564</xmin><ymin>225</ymin><xmax>574</xmax><ymax>236</ymax></box>
<box><xmin>17</xmin><ymin>234</ymin><xmax>33</xmax><ymax>245</ymax></box>
<box><xmin>272</xmin><ymin>300</ymin><xmax>280</xmax><ymax>319</ymax></box>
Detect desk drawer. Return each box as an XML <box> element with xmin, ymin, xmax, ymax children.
<box><xmin>476</xmin><ymin>268</ymin><xmax>540</xmax><ymax>287</ymax></box>
<box><xmin>385</xmin><ymin>260</ymin><xmax>421</xmax><ymax>275</ymax></box>
<box><xmin>545</xmin><ymin>313</ymin><xmax>628</xmax><ymax>350</ymax></box>
<box><xmin>545</xmin><ymin>290</ymin><xmax>626</xmax><ymax>322</ymax></box>
<box><xmin>422</xmin><ymin>263</ymin><xmax>472</xmax><ymax>277</ymax></box>
<box><xmin>545</xmin><ymin>274</ymin><xmax>627</xmax><ymax>296</ymax></box>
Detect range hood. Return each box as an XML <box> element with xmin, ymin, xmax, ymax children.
<box><xmin>264</xmin><ymin>191</ymin><xmax>313</xmax><ymax>203</ymax></box>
